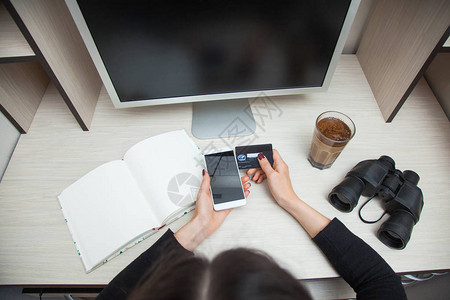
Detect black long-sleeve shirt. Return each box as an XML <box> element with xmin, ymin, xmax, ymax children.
<box><xmin>312</xmin><ymin>218</ymin><xmax>406</xmax><ymax>299</ymax></box>
<box><xmin>97</xmin><ymin>218</ymin><xmax>406</xmax><ymax>300</ymax></box>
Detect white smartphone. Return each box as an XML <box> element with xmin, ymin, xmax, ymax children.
<box><xmin>204</xmin><ymin>148</ymin><xmax>246</xmax><ymax>211</ymax></box>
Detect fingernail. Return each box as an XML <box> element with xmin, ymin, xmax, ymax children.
<box><xmin>258</xmin><ymin>153</ymin><xmax>265</xmax><ymax>160</ymax></box>
<box><xmin>202</xmin><ymin>169</ymin><xmax>206</xmax><ymax>176</ymax></box>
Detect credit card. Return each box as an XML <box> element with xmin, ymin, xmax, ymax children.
<box><xmin>235</xmin><ymin>144</ymin><xmax>273</xmax><ymax>169</ymax></box>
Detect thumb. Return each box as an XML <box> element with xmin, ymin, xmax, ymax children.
<box><xmin>258</xmin><ymin>153</ymin><xmax>274</xmax><ymax>176</ymax></box>
<box><xmin>199</xmin><ymin>169</ymin><xmax>211</xmax><ymax>195</ymax></box>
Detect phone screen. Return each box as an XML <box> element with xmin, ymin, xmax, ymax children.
<box><xmin>205</xmin><ymin>150</ymin><xmax>245</xmax><ymax>204</ymax></box>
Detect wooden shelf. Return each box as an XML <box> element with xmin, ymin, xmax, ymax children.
<box><xmin>0</xmin><ymin>0</ymin><xmax>102</xmax><ymax>133</ymax></box>
<box><xmin>0</xmin><ymin>62</ymin><xmax>49</xmax><ymax>133</ymax></box>
<box><xmin>0</xmin><ymin>2</ymin><xmax>47</xmax><ymax>134</ymax></box>
<box><xmin>356</xmin><ymin>0</ymin><xmax>450</xmax><ymax>122</ymax></box>
<box><xmin>0</xmin><ymin>2</ymin><xmax>35</xmax><ymax>63</ymax></box>
<box><xmin>7</xmin><ymin>0</ymin><xmax>102</xmax><ymax>131</ymax></box>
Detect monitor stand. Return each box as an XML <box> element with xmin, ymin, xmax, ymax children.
<box><xmin>192</xmin><ymin>99</ymin><xmax>256</xmax><ymax>139</ymax></box>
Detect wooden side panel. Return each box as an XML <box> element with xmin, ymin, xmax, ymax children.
<box><xmin>0</xmin><ymin>2</ymin><xmax>35</xmax><ymax>62</ymax></box>
<box><xmin>9</xmin><ymin>0</ymin><xmax>102</xmax><ymax>130</ymax></box>
<box><xmin>0</xmin><ymin>62</ymin><xmax>49</xmax><ymax>133</ymax></box>
<box><xmin>425</xmin><ymin>53</ymin><xmax>450</xmax><ymax>120</ymax></box>
<box><xmin>356</xmin><ymin>0</ymin><xmax>450</xmax><ymax>121</ymax></box>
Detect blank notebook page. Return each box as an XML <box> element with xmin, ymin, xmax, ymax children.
<box><xmin>59</xmin><ymin>160</ymin><xmax>157</xmax><ymax>271</ymax></box>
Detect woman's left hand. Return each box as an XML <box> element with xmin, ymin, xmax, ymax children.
<box><xmin>174</xmin><ymin>170</ymin><xmax>251</xmax><ymax>251</ymax></box>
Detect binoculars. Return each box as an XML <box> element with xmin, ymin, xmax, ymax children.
<box><xmin>328</xmin><ymin>156</ymin><xmax>424</xmax><ymax>249</ymax></box>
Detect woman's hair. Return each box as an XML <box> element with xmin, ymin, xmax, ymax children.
<box><xmin>128</xmin><ymin>248</ymin><xmax>312</xmax><ymax>300</ymax></box>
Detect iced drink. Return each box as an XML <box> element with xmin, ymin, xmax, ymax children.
<box><xmin>308</xmin><ymin>111</ymin><xmax>355</xmax><ymax>169</ymax></box>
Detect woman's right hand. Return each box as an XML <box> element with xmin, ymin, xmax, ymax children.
<box><xmin>247</xmin><ymin>149</ymin><xmax>299</xmax><ymax>209</ymax></box>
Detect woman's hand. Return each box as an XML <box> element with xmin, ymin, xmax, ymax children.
<box><xmin>248</xmin><ymin>149</ymin><xmax>330</xmax><ymax>238</ymax></box>
<box><xmin>247</xmin><ymin>149</ymin><xmax>298</xmax><ymax>209</ymax></box>
<box><xmin>247</xmin><ymin>167</ymin><xmax>266</xmax><ymax>184</ymax></box>
<box><xmin>174</xmin><ymin>170</ymin><xmax>251</xmax><ymax>251</ymax></box>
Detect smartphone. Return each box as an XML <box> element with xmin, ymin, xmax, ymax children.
<box><xmin>204</xmin><ymin>149</ymin><xmax>246</xmax><ymax>211</ymax></box>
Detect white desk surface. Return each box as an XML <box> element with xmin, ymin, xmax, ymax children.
<box><xmin>1</xmin><ymin>55</ymin><xmax>449</xmax><ymax>286</ymax></box>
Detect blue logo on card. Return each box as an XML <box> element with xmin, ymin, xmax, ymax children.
<box><xmin>237</xmin><ymin>154</ymin><xmax>247</xmax><ymax>161</ymax></box>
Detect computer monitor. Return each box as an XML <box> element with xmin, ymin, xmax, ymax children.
<box><xmin>66</xmin><ymin>0</ymin><xmax>360</xmax><ymax>138</ymax></box>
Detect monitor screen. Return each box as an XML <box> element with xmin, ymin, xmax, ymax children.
<box><xmin>70</xmin><ymin>0</ymin><xmax>356</xmax><ymax>107</ymax></box>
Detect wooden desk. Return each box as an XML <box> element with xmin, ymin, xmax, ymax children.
<box><xmin>1</xmin><ymin>56</ymin><xmax>449</xmax><ymax>294</ymax></box>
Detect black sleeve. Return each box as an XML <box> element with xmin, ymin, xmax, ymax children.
<box><xmin>312</xmin><ymin>218</ymin><xmax>406</xmax><ymax>300</ymax></box>
<box><xmin>96</xmin><ymin>229</ymin><xmax>192</xmax><ymax>300</ymax></box>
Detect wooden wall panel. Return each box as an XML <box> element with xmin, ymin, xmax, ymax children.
<box><xmin>425</xmin><ymin>53</ymin><xmax>450</xmax><ymax>120</ymax></box>
<box><xmin>0</xmin><ymin>62</ymin><xmax>49</xmax><ymax>133</ymax></box>
<box><xmin>0</xmin><ymin>2</ymin><xmax>35</xmax><ymax>62</ymax></box>
<box><xmin>357</xmin><ymin>0</ymin><xmax>450</xmax><ymax>122</ymax></box>
<box><xmin>7</xmin><ymin>0</ymin><xmax>103</xmax><ymax>130</ymax></box>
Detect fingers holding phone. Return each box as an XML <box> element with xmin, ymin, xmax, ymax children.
<box><xmin>204</xmin><ymin>149</ymin><xmax>247</xmax><ymax>211</ymax></box>
<box><xmin>241</xmin><ymin>175</ymin><xmax>251</xmax><ymax>198</ymax></box>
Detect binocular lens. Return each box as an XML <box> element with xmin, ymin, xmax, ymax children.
<box><xmin>328</xmin><ymin>176</ymin><xmax>364</xmax><ymax>212</ymax></box>
<box><xmin>378</xmin><ymin>230</ymin><xmax>404</xmax><ymax>249</ymax></box>
<box><xmin>329</xmin><ymin>194</ymin><xmax>352</xmax><ymax>212</ymax></box>
<box><xmin>377</xmin><ymin>210</ymin><xmax>415</xmax><ymax>249</ymax></box>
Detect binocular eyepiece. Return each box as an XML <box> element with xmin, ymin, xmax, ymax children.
<box><xmin>328</xmin><ymin>156</ymin><xmax>424</xmax><ymax>249</ymax></box>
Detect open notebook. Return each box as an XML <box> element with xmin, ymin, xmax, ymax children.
<box><xmin>58</xmin><ymin>130</ymin><xmax>204</xmax><ymax>272</ymax></box>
